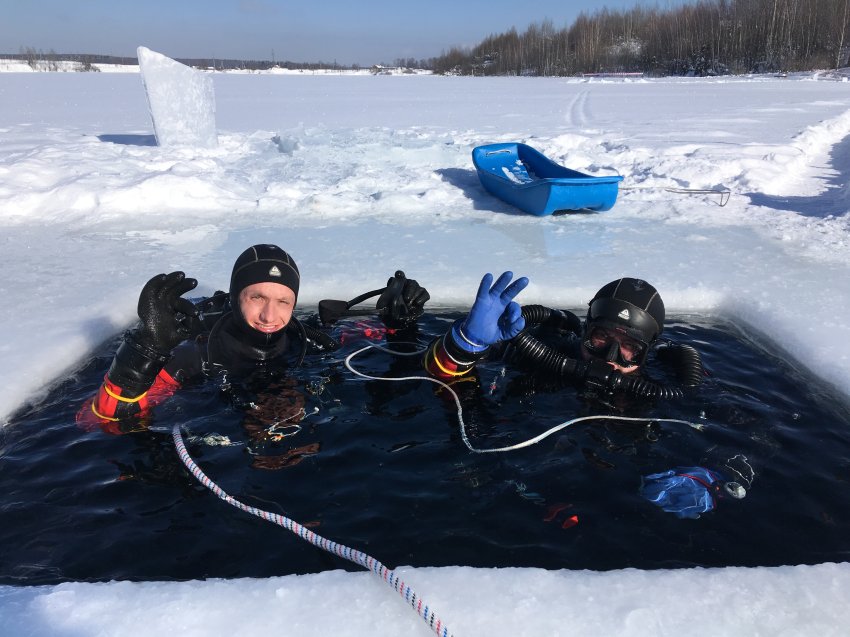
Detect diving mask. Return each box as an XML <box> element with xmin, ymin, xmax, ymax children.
<box><xmin>583</xmin><ymin>325</ymin><xmax>647</xmax><ymax>368</ymax></box>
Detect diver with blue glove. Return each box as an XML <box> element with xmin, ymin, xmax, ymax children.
<box><xmin>423</xmin><ymin>271</ymin><xmax>530</xmax><ymax>379</ymax></box>
<box><xmin>425</xmin><ymin>272</ymin><xmax>704</xmax><ymax>399</ymax></box>
<box><xmin>424</xmin><ymin>272</ymin><xmax>751</xmax><ymax>522</ymax></box>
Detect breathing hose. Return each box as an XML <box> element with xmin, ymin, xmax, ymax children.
<box><xmin>301</xmin><ymin>320</ymin><xmax>341</xmax><ymax>353</ymax></box>
<box><xmin>656</xmin><ymin>342</ymin><xmax>704</xmax><ymax>388</ymax></box>
<box><xmin>287</xmin><ymin>318</ymin><xmax>341</xmax><ymax>368</ymax></box>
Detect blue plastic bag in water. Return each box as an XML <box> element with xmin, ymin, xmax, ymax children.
<box><xmin>640</xmin><ymin>466</ymin><xmax>723</xmax><ymax>519</ymax></box>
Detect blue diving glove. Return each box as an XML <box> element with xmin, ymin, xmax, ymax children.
<box><xmin>451</xmin><ymin>271</ymin><xmax>529</xmax><ymax>353</ymax></box>
<box><xmin>640</xmin><ymin>466</ymin><xmax>724</xmax><ymax>519</ymax></box>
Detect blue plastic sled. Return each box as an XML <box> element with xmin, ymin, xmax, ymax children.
<box><xmin>472</xmin><ymin>142</ymin><xmax>623</xmax><ymax>216</ymax></box>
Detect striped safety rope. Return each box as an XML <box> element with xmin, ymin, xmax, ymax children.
<box><xmin>172</xmin><ymin>424</ymin><xmax>454</xmax><ymax>637</ymax></box>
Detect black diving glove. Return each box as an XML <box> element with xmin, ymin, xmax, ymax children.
<box><xmin>136</xmin><ymin>271</ymin><xmax>201</xmax><ymax>354</ymax></box>
<box><xmin>107</xmin><ymin>271</ymin><xmax>200</xmax><ymax>395</ymax></box>
<box><xmin>376</xmin><ymin>270</ymin><xmax>430</xmax><ymax>329</ymax></box>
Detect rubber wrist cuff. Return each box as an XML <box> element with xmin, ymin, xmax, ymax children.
<box><xmin>449</xmin><ymin>320</ymin><xmax>489</xmax><ymax>354</ymax></box>
<box><xmin>445</xmin><ymin>323</ymin><xmax>489</xmax><ymax>361</ymax></box>
<box><xmin>106</xmin><ymin>330</ymin><xmax>170</xmax><ymax>396</ymax></box>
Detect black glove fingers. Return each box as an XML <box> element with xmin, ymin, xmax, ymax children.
<box><xmin>138</xmin><ymin>273</ymin><xmax>168</xmax><ymax>318</ymax></box>
<box><xmin>135</xmin><ymin>271</ymin><xmax>199</xmax><ymax>353</ymax></box>
<box><xmin>169</xmin><ymin>280</ymin><xmax>199</xmax><ymax>314</ymax></box>
<box><xmin>410</xmin><ymin>287</ymin><xmax>430</xmax><ymax>307</ymax></box>
<box><xmin>401</xmin><ymin>280</ymin><xmax>419</xmax><ymax>304</ymax></box>
<box><xmin>401</xmin><ymin>278</ymin><xmax>430</xmax><ymax>304</ymax></box>
<box><xmin>172</xmin><ymin>275</ymin><xmax>198</xmax><ymax>298</ymax></box>
<box><xmin>377</xmin><ymin>273</ymin><xmax>405</xmax><ymax>310</ymax></box>
<box><xmin>140</xmin><ymin>272</ymin><xmax>167</xmax><ymax>298</ymax></box>
<box><xmin>159</xmin><ymin>271</ymin><xmax>189</xmax><ymax>299</ymax></box>
<box><xmin>172</xmin><ymin>296</ymin><xmax>199</xmax><ymax>318</ymax></box>
<box><xmin>153</xmin><ymin>272</ymin><xmax>196</xmax><ymax>314</ymax></box>
<box><xmin>375</xmin><ymin>271</ymin><xmax>428</xmax><ymax>328</ymax></box>
<box><xmin>144</xmin><ymin>271</ymin><xmax>181</xmax><ymax>310</ymax></box>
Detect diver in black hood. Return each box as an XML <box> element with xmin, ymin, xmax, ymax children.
<box><xmin>81</xmin><ymin>244</ymin><xmax>429</xmax><ymax>424</ymax></box>
<box><xmin>424</xmin><ymin>272</ymin><xmax>703</xmax><ymax>399</ymax></box>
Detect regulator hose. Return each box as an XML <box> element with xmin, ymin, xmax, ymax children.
<box><xmin>510</xmin><ymin>329</ymin><xmax>584</xmax><ymax>378</ymax></box>
<box><xmin>616</xmin><ymin>373</ymin><xmax>684</xmax><ymax>400</ymax></box>
<box><xmin>302</xmin><ymin>322</ymin><xmax>341</xmax><ymax>353</ymax></box>
<box><xmin>655</xmin><ymin>342</ymin><xmax>704</xmax><ymax>388</ymax></box>
<box><xmin>520</xmin><ymin>304</ymin><xmax>583</xmax><ymax>334</ymax></box>
<box><xmin>288</xmin><ymin>318</ymin><xmax>341</xmax><ymax>368</ymax></box>
<box><xmin>509</xmin><ymin>305</ymin><xmax>702</xmax><ymax>399</ymax></box>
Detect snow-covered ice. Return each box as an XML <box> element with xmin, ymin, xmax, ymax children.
<box><xmin>1</xmin><ymin>61</ymin><xmax>849</xmax><ymax>635</ymax></box>
<box><xmin>2</xmin><ymin>563</ymin><xmax>848</xmax><ymax>637</ymax></box>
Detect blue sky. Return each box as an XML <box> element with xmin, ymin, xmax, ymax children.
<box><xmin>1</xmin><ymin>0</ymin><xmax>694</xmax><ymax>66</ymax></box>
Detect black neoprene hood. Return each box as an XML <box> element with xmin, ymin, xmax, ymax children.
<box><xmin>228</xmin><ymin>244</ymin><xmax>300</xmax><ymax>346</ymax></box>
<box><xmin>587</xmin><ymin>277</ymin><xmax>665</xmax><ymax>344</ymax></box>
<box><xmin>229</xmin><ymin>244</ymin><xmax>300</xmax><ymax>302</ymax></box>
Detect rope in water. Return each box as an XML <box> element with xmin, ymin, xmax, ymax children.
<box><xmin>172</xmin><ymin>423</ymin><xmax>454</xmax><ymax>637</ymax></box>
<box><xmin>344</xmin><ymin>343</ymin><xmax>703</xmax><ymax>454</ymax></box>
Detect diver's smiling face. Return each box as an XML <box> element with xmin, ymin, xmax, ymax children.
<box><xmin>238</xmin><ymin>282</ymin><xmax>296</xmax><ymax>334</ymax></box>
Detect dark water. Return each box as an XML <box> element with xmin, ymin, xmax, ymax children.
<box><xmin>2</xmin><ymin>312</ymin><xmax>850</xmax><ymax>585</ymax></box>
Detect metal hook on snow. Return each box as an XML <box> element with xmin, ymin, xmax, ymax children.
<box><xmin>664</xmin><ymin>187</ymin><xmax>731</xmax><ymax>206</ymax></box>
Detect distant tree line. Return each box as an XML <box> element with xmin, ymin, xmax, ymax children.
<box><xmin>11</xmin><ymin>47</ymin><xmax>103</xmax><ymax>71</ymax></box>
<box><xmin>184</xmin><ymin>58</ymin><xmax>363</xmax><ymax>71</ymax></box>
<box><xmin>431</xmin><ymin>0</ymin><xmax>850</xmax><ymax>76</ymax></box>
<box><xmin>4</xmin><ymin>49</ymin><xmax>360</xmax><ymax>72</ymax></box>
<box><xmin>393</xmin><ymin>57</ymin><xmax>437</xmax><ymax>70</ymax></box>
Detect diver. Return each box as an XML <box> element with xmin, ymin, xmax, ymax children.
<box><xmin>424</xmin><ymin>272</ymin><xmax>704</xmax><ymax>400</ymax></box>
<box><xmin>80</xmin><ymin>244</ymin><xmax>430</xmax><ymax>425</ymax></box>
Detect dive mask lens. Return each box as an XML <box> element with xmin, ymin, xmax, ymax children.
<box><xmin>584</xmin><ymin>327</ymin><xmax>645</xmax><ymax>367</ymax></box>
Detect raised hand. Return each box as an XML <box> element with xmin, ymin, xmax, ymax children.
<box><xmin>453</xmin><ymin>271</ymin><xmax>529</xmax><ymax>352</ymax></box>
<box><xmin>136</xmin><ymin>271</ymin><xmax>200</xmax><ymax>354</ymax></box>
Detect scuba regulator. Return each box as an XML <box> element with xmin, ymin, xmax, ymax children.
<box><xmin>318</xmin><ymin>270</ymin><xmax>430</xmax><ymax>329</ymax></box>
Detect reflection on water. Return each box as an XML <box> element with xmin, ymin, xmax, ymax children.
<box><xmin>2</xmin><ymin>312</ymin><xmax>850</xmax><ymax>584</ymax></box>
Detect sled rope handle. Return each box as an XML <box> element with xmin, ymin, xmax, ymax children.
<box><xmin>173</xmin><ymin>424</ymin><xmax>454</xmax><ymax>637</ymax></box>
<box><xmin>620</xmin><ymin>184</ymin><xmax>731</xmax><ymax>206</ymax></box>
<box><xmin>596</xmin><ymin>164</ymin><xmax>731</xmax><ymax>207</ymax></box>
<box><xmin>344</xmin><ymin>343</ymin><xmax>703</xmax><ymax>454</ymax></box>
